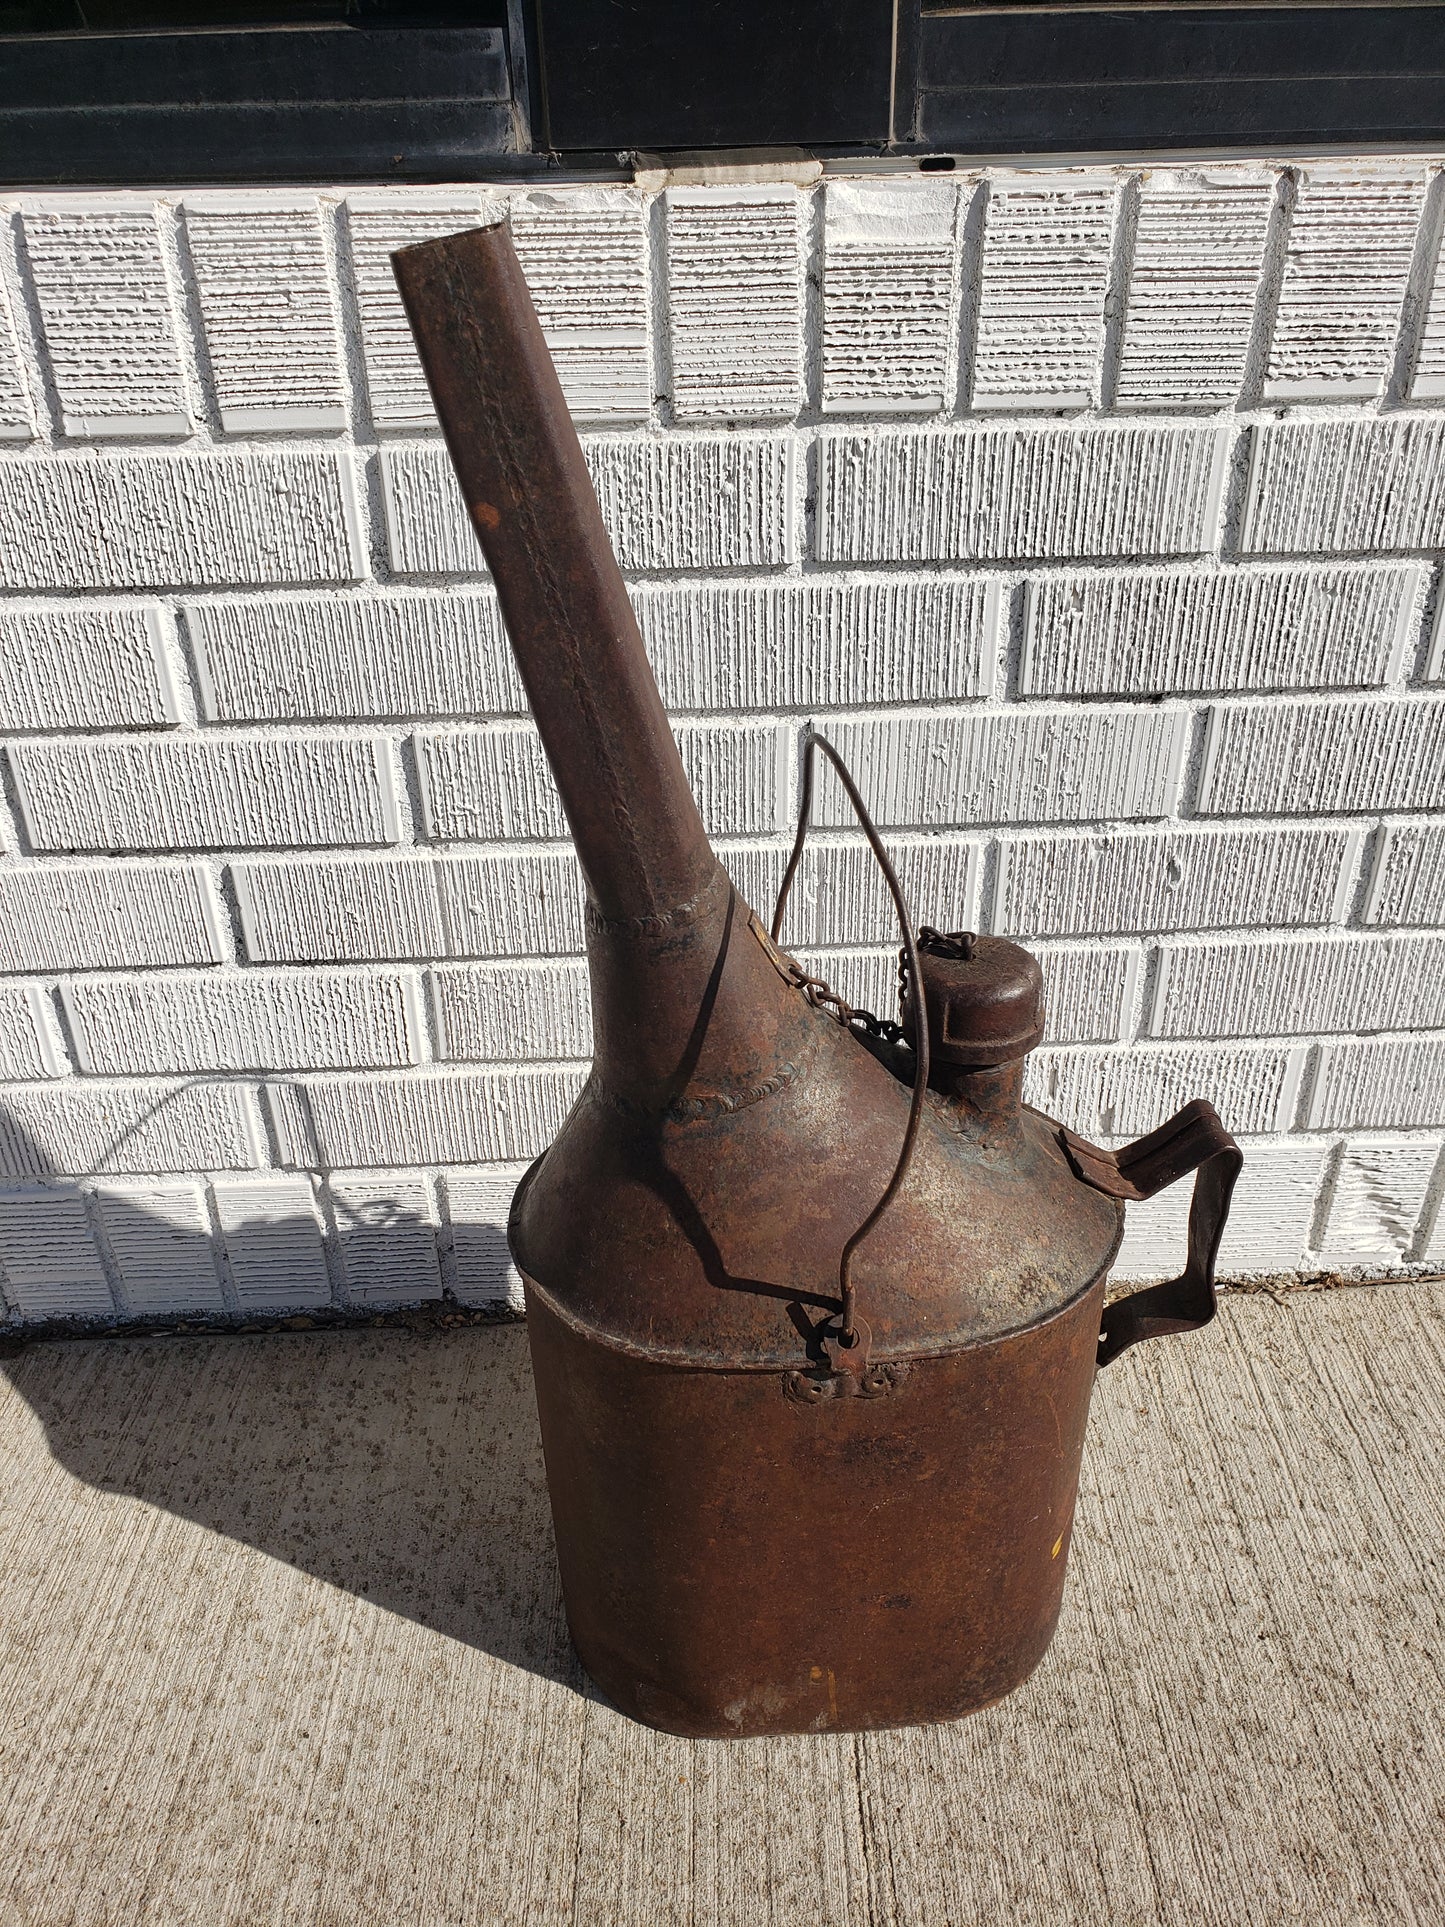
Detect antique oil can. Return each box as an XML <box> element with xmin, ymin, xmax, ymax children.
<box><xmin>393</xmin><ymin>222</ymin><xmax>1242</xmax><ymax>1739</ymax></box>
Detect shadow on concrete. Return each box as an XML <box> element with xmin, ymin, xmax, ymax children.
<box><xmin>0</xmin><ymin>1109</ymin><xmax>583</xmax><ymax>1693</ymax></box>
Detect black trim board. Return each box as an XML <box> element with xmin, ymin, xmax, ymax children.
<box><xmin>0</xmin><ymin>24</ymin><xmax>515</xmax><ymax>184</ymax></box>
<box><xmin>911</xmin><ymin>7</ymin><xmax>1445</xmax><ymax>152</ymax></box>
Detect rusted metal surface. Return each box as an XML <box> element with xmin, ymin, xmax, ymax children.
<box><xmin>392</xmin><ymin>221</ymin><xmax>1243</xmax><ymax>1740</ymax></box>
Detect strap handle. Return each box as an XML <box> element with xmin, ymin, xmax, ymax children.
<box><xmin>1060</xmin><ymin>1099</ymin><xmax>1244</xmax><ymax>1368</ymax></box>
<box><xmin>772</xmin><ymin>727</ymin><xmax>929</xmax><ymax>1353</ymax></box>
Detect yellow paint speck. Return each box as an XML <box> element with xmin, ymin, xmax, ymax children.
<box><xmin>1051</xmin><ymin>1534</ymin><xmax>1064</xmax><ymax>1559</ymax></box>
<box><xmin>810</xmin><ymin>1665</ymin><xmax>822</xmax><ymax>1680</ymax></box>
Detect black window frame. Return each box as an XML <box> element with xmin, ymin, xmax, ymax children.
<box><xmin>1</xmin><ymin>0</ymin><xmax>1443</xmax><ymax>186</ymax></box>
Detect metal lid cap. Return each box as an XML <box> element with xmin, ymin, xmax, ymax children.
<box><xmin>903</xmin><ymin>930</ymin><xmax>1045</xmax><ymax>1068</ymax></box>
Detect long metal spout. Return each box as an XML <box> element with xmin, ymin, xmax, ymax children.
<box><xmin>391</xmin><ymin>222</ymin><xmax>717</xmax><ymax>928</ymax></box>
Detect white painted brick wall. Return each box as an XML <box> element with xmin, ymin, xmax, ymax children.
<box><xmin>972</xmin><ymin>173</ymin><xmax>1115</xmax><ymax>411</ymax></box>
<box><xmin>665</xmin><ymin>186</ymin><xmax>804</xmax><ymax>423</ymax></box>
<box><xmin>0</xmin><ymin>603</ymin><xmax>181</xmax><ymax>729</ymax></box>
<box><xmin>0</xmin><ymin>276</ymin><xmax>34</xmax><ymax>442</ymax></box>
<box><xmin>1265</xmin><ymin>164</ymin><xmax>1427</xmax><ymax>402</ymax></box>
<box><xmin>1243</xmin><ymin>416</ymin><xmax>1445</xmax><ymax>554</ymax></box>
<box><xmin>0</xmin><ymin>449</ymin><xmax>365</xmax><ymax>590</ymax></box>
<box><xmin>1150</xmin><ymin>933</ymin><xmax>1445</xmax><ymax>1039</ymax></box>
<box><xmin>93</xmin><ymin>1179</ymin><xmax>224</xmax><ymax>1315</ymax></box>
<box><xmin>822</xmin><ymin>180</ymin><xmax>958</xmax><ymax>415</ymax></box>
<box><xmin>1315</xmin><ymin>1139</ymin><xmax>1443</xmax><ymax>1265</ymax></box>
<box><xmin>812</xmin><ymin>706</ymin><xmax>1186</xmax><ymax>829</ymax></box>
<box><xmin>381</xmin><ymin>436</ymin><xmax>794</xmax><ymax>576</ymax></box>
<box><xmin>815</xmin><ymin>422</ymin><xmax>1226</xmax><ymax>564</ymax></box>
<box><xmin>1112</xmin><ymin>1138</ymin><xmax>1328</xmax><ymax>1279</ymax></box>
<box><xmin>633</xmin><ymin>577</ymin><xmax>998</xmax><ymax>709</ymax></box>
<box><xmin>183</xmin><ymin>196</ymin><xmax>346</xmax><ymax>435</ymax></box>
<box><xmin>1021</xmin><ymin>563</ymin><xmax>1423</xmax><ymax>698</ymax></box>
<box><xmin>0</xmin><ymin>986</ymin><xmax>63</xmax><ymax>1079</ymax></box>
<box><xmin>188</xmin><ymin>590</ymin><xmax>525</xmax><ymax>723</ymax></box>
<box><xmin>1365</xmin><ymin>825</ymin><xmax>1445</xmax><ymax>925</ymax></box>
<box><xmin>2</xmin><ymin>160</ymin><xmax>1445</xmax><ymax>1328</ymax></box>
<box><xmin>22</xmin><ymin>202</ymin><xmax>190</xmax><ymax>437</ymax></box>
<box><xmin>0</xmin><ymin>1189</ymin><xmax>113</xmax><ymax>1318</ymax></box>
<box><xmin>1199</xmin><ymin>694</ymin><xmax>1445</xmax><ymax>817</ymax></box>
<box><xmin>61</xmin><ymin>969</ymin><xmax>421</xmax><ymax>1074</ymax></box>
<box><xmin>10</xmin><ymin>734</ymin><xmax>400</xmax><ymax>852</ymax></box>
<box><xmin>1115</xmin><ymin>168</ymin><xmax>1275</xmax><ymax>409</ymax></box>
<box><xmin>0</xmin><ymin>862</ymin><xmax>227</xmax><ymax>972</ymax></box>
<box><xmin>414</xmin><ymin>720</ymin><xmax>789</xmax><ymax>841</ymax></box>
<box><xmin>211</xmin><ymin>1174</ymin><xmax>330</xmax><ymax>1308</ymax></box>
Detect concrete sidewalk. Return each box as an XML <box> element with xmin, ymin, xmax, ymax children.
<box><xmin>1</xmin><ymin>1284</ymin><xmax>1442</xmax><ymax>1926</ymax></box>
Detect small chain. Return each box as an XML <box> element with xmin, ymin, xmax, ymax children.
<box><xmin>782</xmin><ymin>928</ymin><xmax>977</xmax><ymax>1049</ymax></box>
<box><xmin>780</xmin><ymin>958</ymin><xmax>909</xmax><ymax>1046</ymax></box>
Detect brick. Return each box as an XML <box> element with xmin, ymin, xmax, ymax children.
<box><xmin>184</xmin><ymin>196</ymin><xmax>345</xmax><ymax>433</ymax></box>
<box><xmin>1115</xmin><ymin>168</ymin><xmax>1275</xmax><ymax>408</ymax></box>
<box><xmin>211</xmin><ymin>1174</ymin><xmax>330</xmax><ymax>1309</ymax></box>
<box><xmin>723</xmin><ymin>835</ymin><xmax>981</xmax><ymax>948</ymax></box>
<box><xmin>812</xmin><ymin>706</ymin><xmax>1186</xmax><ymax>830</ymax></box>
<box><xmin>0</xmin><ymin>448</ymin><xmax>365</xmax><ymax>591</ymax></box>
<box><xmin>381</xmin><ymin>436</ymin><xmax>793</xmax><ymax>577</ymax></box>
<box><xmin>0</xmin><ymin>1081</ymin><xmax>263</xmax><ymax>1177</ymax></box>
<box><xmin>508</xmin><ymin>187</ymin><xmax>650</xmax><ymax>424</ymax></box>
<box><xmin>1315</xmin><ymin>1138</ymin><xmax>1442</xmax><ymax>1265</ymax></box>
<box><xmin>0</xmin><ymin>987</ymin><xmax>64</xmax><ymax>1079</ymax></box>
<box><xmin>1430</xmin><ymin>592</ymin><xmax>1445</xmax><ymax>683</ymax></box>
<box><xmin>0</xmin><ymin>863</ymin><xmax>227</xmax><ymax>973</ymax></box>
<box><xmin>1308</xmin><ymin>1038</ymin><xmax>1445</xmax><ymax>1131</ymax></box>
<box><xmin>1266</xmin><ymin>165</ymin><xmax>1425</xmax><ymax>401</ymax></box>
<box><xmin>11</xmin><ymin>734</ymin><xmax>400</xmax><ymax>854</ymax></box>
<box><xmin>430</xmin><ymin>961</ymin><xmax>592</xmax><ymax>1062</ymax></box>
<box><xmin>1364</xmin><ymin>825</ymin><xmax>1445</xmax><ymax>926</ymax></box>
<box><xmin>268</xmin><ymin>1068</ymin><xmax>585</xmax><ymax>1168</ymax></box>
<box><xmin>23</xmin><ymin>202</ymin><xmax>189</xmax><ymax>436</ymax></box>
<box><xmin>188</xmin><ymin>590</ymin><xmax>524</xmax><ymax>722</ymax></box>
<box><xmin>440</xmin><ymin>1165</ymin><xmax>526</xmax><ymax>1308</ymax></box>
<box><xmin>1025</xmin><ymin>1042</ymin><xmax>1305</xmax><ymax>1138</ymax></box>
<box><xmin>973</xmin><ymin>173</ymin><xmax>1115</xmax><ymax>411</ymax></box>
<box><xmin>791</xmin><ymin>941</ymin><xmax>1135</xmax><ymax>1045</ymax></box>
<box><xmin>1242</xmin><ymin>415</ymin><xmax>1445</xmax><ymax>555</ymax></box>
<box><xmin>61</xmin><ymin>970</ymin><xmax>421</xmax><ymax>1074</ymax></box>
<box><xmin>665</xmin><ymin>186</ymin><xmax>804</xmax><ymax>422</ymax></box>
<box><xmin>347</xmin><ymin>192</ymin><xmax>488</xmax><ymax>430</ymax></box>
<box><xmin>328</xmin><ymin>1172</ymin><xmax>441</xmax><ymax>1302</ymax></box>
<box><xmin>93</xmin><ymin>1179</ymin><xmax>225</xmax><ymax>1315</ymax></box>
<box><xmin>1150</xmin><ymin>933</ymin><xmax>1445</xmax><ymax>1040</ymax></box>
<box><xmin>1111</xmin><ymin>1138</ymin><xmax>1327</xmax><ymax>1280</ymax></box>
<box><xmin>1020</xmin><ymin>562</ymin><xmax>1422</xmax><ymax>699</ymax></box>
<box><xmin>821</xmin><ymin>179</ymin><xmax>958</xmax><ymax>414</ymax></box>
<box><xmin>1035</xmin><ymin>944</ymin><xmax>1138</xmax><ymax>1044</ymax></box>
<box><xmin>994</xmin><ymin>824</ymin><xmax>1361</xmax><ymax>939</ymax></box>
<box><xmin>233</xmin><ymin>851</ymin><xmax>586</xmax><ymax>964</ymax></box>
<box><xmin>1412</xmin><ymin>190</ymin><xmax>1445</xmax><ymax>399</ymax></box>
<box><xmin>0</xmin><ymin>603</ymin><xmax>181</xmax><ymax>731</ymax></box>
<box><xmin>0</xmin><ymin>276</ymin><xmax>33</xmax><ymax>441</ymax></box>
<box><xmin>415</xmin><ymin>720</ymin><xmax>788</xmax><ymax>841</ymax></box>
<box><xmin>1198</xmin><ymin>695</ymin><xmax>1445</xmax><ymax>817</ymax></box>
<box><xmin>0</xmin><ymin>1189</ymin><xmax>112</xmax><ymax>1320</ymax></box>
<box><xmin>815</xmin><ymin>423</ymin><xmax>1225</xmax><ymax>565</ymax></box>
<box><xmin>634</xmin><ymin>575</ymin><xmax>998</xmax><ymax>710</ymax></box>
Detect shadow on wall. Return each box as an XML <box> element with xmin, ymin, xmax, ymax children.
<box><xmin>0</xmin><ymin>1112</ymin><xmax>580</xmax><ymax>1691</ymax></box>
<box><xmin>0</xmin><ymin>1092</ymin><xmax>528</xmax><ymax>1333</ymax></box>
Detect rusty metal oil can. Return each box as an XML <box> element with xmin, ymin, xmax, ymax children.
<box><xmin>393</xmin><ymin>223</ymin><xmax>1243</xmax><ymax>1740</ymax></box>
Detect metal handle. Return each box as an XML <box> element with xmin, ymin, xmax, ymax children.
<box><xmin>1060</xmin><ymin>1100</ymin><xmax>1244</xmax><ymax>1368</ymax></box>
<box><xmin>772</xmin><ymin>728</ymin><xmax>930</xmax><ymax>1350</ymax></box>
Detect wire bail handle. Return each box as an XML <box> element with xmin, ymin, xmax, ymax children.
<box><xmin>771</xmin><ymin>728</ymin><xmax>931</xmax><ymax>1352</ymax></box>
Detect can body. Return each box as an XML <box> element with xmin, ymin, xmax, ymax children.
<box><xmin>525</xmin><ymin>1270</ymin><xmax>1106</xmax><ymax>1739</ymax></box>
